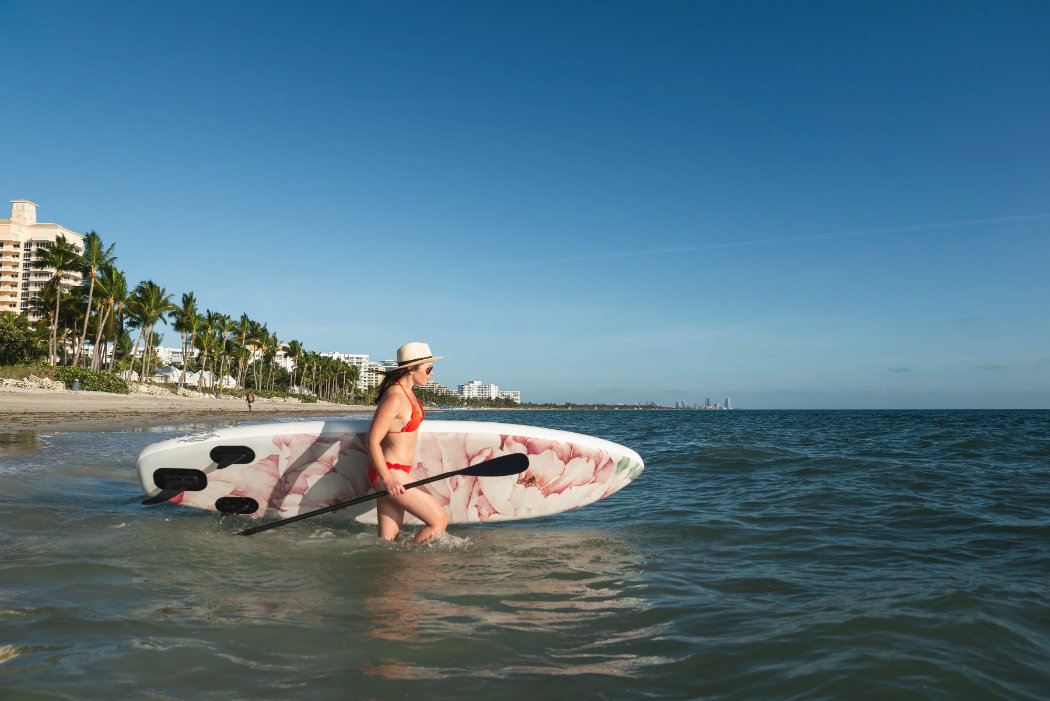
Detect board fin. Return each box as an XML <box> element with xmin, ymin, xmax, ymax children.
<box><xmin>142</xmin><ymin>489</ymin><xmax>183</xmax><ymax>505</ymax></box>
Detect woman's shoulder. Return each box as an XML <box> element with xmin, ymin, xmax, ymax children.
<box><xmin>378</xmin><ymin>387</ymin><xmax>409</xmax><ymax>410</ymax></box>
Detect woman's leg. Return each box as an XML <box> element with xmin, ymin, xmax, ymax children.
<box><xmin>389</xmin><ymin>489</ymin><xmax>448</xmax><ymax>544</ymax></box>
<box><xmin>375</xmin><ymin>495</ymin><xmax>405</xmax><ymax>541</ymax></box>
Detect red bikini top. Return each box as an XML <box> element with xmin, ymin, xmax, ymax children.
<box><xmin>388</xmin><ymin>383</ymin><xmax>424</xmax><ymax>433</ymax></box>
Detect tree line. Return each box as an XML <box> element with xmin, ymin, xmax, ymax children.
<box><xmin>4</xmin><ymin>231</ymin><xmax>362</xmax><ymax>401</ymax></box>
<box><xmin>1</xmin><ymin>232</ymin><xmax>517</xmax><ymax>407</ymax></box>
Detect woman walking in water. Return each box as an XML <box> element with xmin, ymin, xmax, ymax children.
<box><xmin>367</xmin><ymin>342</ymin><xmax>448</xmax><ymax>543</ymax></box>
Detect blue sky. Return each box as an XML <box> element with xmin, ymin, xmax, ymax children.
<box><xmin>2</xmin><ymin>1</ymin><xmax>1048</xmax><ymax>407</ymax></box>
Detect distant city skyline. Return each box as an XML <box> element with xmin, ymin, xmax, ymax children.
<box><xmin>2</xmin><ymin>2</ymin><xmax>1047</xmax><ymax>408</ymax></box>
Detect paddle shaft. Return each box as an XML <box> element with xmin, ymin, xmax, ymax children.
<box><xmin>240</xmin><ymin>474</ymin><xmax>438</xmax><ymax>533</ymax></box>
<box><xmin>237</xmin><ymin>453</ymin><xmax>527</xmax><ymax>536</ymax></box>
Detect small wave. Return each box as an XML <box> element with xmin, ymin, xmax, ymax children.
<box><xmin>423</xmin><ymin>532</ymin><xmax>472</xmax><ymax>549</ymax></box>
<box><xmin>0</xmin><ymin>644</ymin><xmax>19</xmax><ymax>665</ymax></box>
<box><xmin>306</xmin><ymin>528</ymin><xmax>337</xmax><ymax>540</ymax></box>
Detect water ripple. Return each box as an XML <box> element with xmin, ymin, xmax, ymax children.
<box><xmin>1</xmin><ymin>410</ymin><xmax>1049</xmax><ymax>699</ymax></box>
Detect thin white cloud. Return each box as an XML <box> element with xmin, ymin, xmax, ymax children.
<box><xmin>457</xmin><ymin>213</ymin><xmax>1050</xmax><ymax>271</ymax></box>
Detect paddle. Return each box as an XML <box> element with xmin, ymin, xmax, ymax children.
<box><xmin>237</xmin><ymin>452</ymin><xmax>529</xmax><ymax>536</ymax></box>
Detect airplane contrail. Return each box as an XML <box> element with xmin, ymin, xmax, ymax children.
<box><xmin>457</xmin><ymin>213</ymin><xmax>1050</xmax><ymax>271</ymax></box>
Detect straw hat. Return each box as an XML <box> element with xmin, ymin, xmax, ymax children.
<box><xmin>386</xmin><ymin>342</ymin><xmax>444</xmax><ymax>371</ymax></box>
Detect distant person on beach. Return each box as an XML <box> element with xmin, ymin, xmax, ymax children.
<box><xmin>246</xmin><ymin>391</ymin><xmax>255</xmax><ymax>412</ymax></box>
<box><xmin>367</xmin><ymin>341</ymin><xmax>448</xmax><ymax>543</ymax></box>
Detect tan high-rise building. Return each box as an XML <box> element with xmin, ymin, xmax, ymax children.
<box><xmin>0</xmin><ymin>200</ymin><xmax>84</xmax><ymax>318</ymax></box>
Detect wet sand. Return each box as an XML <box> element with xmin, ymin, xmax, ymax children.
<box><xmin>0</xmin><ymin>387</ymin><xmax>374</xmax><ymax>434</ymax></box>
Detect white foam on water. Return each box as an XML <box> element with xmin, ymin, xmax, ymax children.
<box><xmin>418</xmin><ymin>531</ymin><xmax>472</xmax><ymax>550</ymax></box>
<box><xmin>306</xmin><ymin>528</ymin><xmax>337</xmax><ymax>540</ymax></box>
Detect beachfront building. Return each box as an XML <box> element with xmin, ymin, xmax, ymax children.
<box><xmin>459</xmin><ymin>380</ymin><xmax>522</xmax><ymax>403</ymax></box>
<box><xmin>499</xmin><ymin>390</ymin><xmax>522</xmax><ymax>405</ymax></box>
<box><xmin>273</xmin><ymin>348</ymin><xmax>295</xmax><ymax>373</ymax></box>
<box><xmin>423</xmin><ymin>380</ymin><xmax>458</xmax><ymax>397</ymax></box>
<box><xmin>145</xmin><ymin>367</ymin><xmax>236</xmax><ymax>389</ymax></box>
<box><xmin>0</xmin><ymin>200</ymin><xmax>84</xmax><ymax>318</ymax></box>
<box><xmin>459</xmin><ymin>379</ymin><xmax>500</xmax><ymax>400</ymax></box>
<box><xmin>143</xmin><ymin>346</ymin><xmax>201</xmax><ymax>367</ymax></box>
<box><xmin>320</xmin><ymin>352</ymin><xmax>369</xmax><ymax>368</ymax></box>
<box><xmin>320</xmin><ymin>352</ymin><xmax>389</xmax><ymax>391</ymax></box>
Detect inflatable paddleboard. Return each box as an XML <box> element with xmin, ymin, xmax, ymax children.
<box><xmin>136</xmin><ymin>420</ymin><xmax>644</xmax><ymax>525</ymax></box>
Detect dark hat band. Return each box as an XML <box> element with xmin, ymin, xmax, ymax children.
<box><xmin>398</xmin><ymin>355</ymin><xmax>433</xmax><ymax>366</ymax></box>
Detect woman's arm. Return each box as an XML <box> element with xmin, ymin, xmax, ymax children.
<box><xmin>368</xmin><ymin>393</ymin><xmax>407</xmax><ymax>495</ymax></box>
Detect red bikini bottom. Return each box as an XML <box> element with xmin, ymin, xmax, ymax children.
<box><xmin>368</xmin><ymin>461</ymin><xmax>412</xmax><ymax>486</ymax></box>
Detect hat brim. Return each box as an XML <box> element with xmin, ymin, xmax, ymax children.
<box><xmin>381</xmin><ymin>356</ymin><xmax>444</xmax><ymax>373</ymax></box>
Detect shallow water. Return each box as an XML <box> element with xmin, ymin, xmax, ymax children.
<box><xmin>1</xmin><ymin>410</ymin><xmax>1048</xmax><ymax>700</ymax></box>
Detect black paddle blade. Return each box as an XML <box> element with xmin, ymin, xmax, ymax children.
<box><xmin>459</xmin><ymin>453</ymin><xmax>529</xmax><ymax>478</ymax></box>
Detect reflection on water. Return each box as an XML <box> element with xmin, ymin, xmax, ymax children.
<box><xmin>0</xmin><ymin>432</ymin><xmax>39</xmax><ymax>456</ymax></box>
<box><xmin>8</xmin><ymin>412</ymin><xmax>1044</xmax><ymax>698</ymax></box>
<box><xmin>359</xmin><ymin>528</ymin><xmax>673</xmax><ymax>680</ymax></box>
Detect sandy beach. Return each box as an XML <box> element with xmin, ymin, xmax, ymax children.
<box><xmin>0</xmin><ymin>386</ymin><xmax>374</xmax><ymax>434</ymax></box>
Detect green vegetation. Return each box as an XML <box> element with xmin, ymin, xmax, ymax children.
<box><xmin>7</xmin><ymin>227</ymin><xmax>367</xmax><ymax>399</ymax></box>
<box><xmin>10</xmin><ymin>227</ymin><xmax>526</xmax><ymax>405</ymax></box>
<box><xmin>0</xmin><ymin>312</ymin><xmax>43</xmax><ymax>365</ymax></box>
<box><xmin>0</xmin><ymin>364</ymin><xmax>130</xmax><ymax>393</ymax></box>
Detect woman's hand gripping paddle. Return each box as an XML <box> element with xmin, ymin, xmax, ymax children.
<box><xmin>238</xmin><ymin>453</ymin><xmax>529</xmax><ymax>536</ymax></box>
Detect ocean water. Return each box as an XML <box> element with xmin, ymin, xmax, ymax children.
<box><xmin>0</xmin><ymin>410</ymin><xmax>1048</xmax><ymax>700</ymax></box>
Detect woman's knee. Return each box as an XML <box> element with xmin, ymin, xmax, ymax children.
<box><xmin>433</xmin><ymin>509</ymin><xmax>448</xmax><ymax>530</ymax></box>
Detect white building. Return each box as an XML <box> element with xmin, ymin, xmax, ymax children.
<box><xmin>0</xmin><ymin>200</ymin><xmax>85</xmax><ymax>318</ymax></box>
<box><xmin>423</xmin><ymin>380</ymin><xmax>458</xmax><ymax>396</ymax></box>
<box><xmin>320</xmin><ymin>352</ymin><xmax>369</xmax><ymax>367</ymax></box>
<box><xmin>143</xmin><ymin>346</ymin><xmax>200</xmax><ymax>367</ymax></box>
<box><xmin>273</xmin><ymin>348</ymin><xmax>295</xmax><ymax>372</ymax></box>
<box><xmin>458</xmin><ymin>380</ymin><xmax>523</xmax><ymax>403</ymax></box>
<box><xmin>459</xmin><ymin>379</ymin><xmax>500</xmax><ymax>400</ymax></box>
<box><xmin>319</xmin><ymin>352</ymin><xmax>392</xmax><ymax>390</ymax></box>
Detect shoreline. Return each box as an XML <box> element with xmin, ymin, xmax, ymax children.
<box><xmin>0</xmin><ymin>386</ymin><xmax>375</xmax><ymax>435</ymax></box>
<box><xmin>0</xmin><ymin>386</ymin><xmax>678</xmax><ymax>440</ymax></box>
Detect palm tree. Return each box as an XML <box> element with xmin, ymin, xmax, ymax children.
<box><xmin>234</xmin><ymin>313</ymin><xmax>252</xmax><ymax>386</ymax></box>
<box><xmin>32</xmin><ymin>235</ymin><xmax>83</xmax><ymax>365</ymax></box>
<box><xmin>72</xmin><ymin>231</ymin><xmax>117</xmax><ymax>368</ymax></box>
<box><xmin>346</xmin><ymin>363</ymin><xmax>361</xmax><ymax>402</ymax></box>
<box><xmin>105</xmin><ymin>269</ymin><xmax>130</xmax><ymax>373</ymax></box>
<box><xmin>87</xmin><ymin>270</ymin><xmax>112</xmax><ymax>370</ymax></box>
<box><xmin>193</xmin><ymin>311</ymin><xmax>221</xmax><ymax>393</ymax></box>
<box><xmin>250</xmin><ymin>321</ymin><xmax>268</xmax><ymax>390</ymax></box>
<box><xmin>25</xmin><ymin>282</ymin><xmax>60</xmax><ymax>357</ymax></box>
<box><xmin>53</xmin><ymin>282</ymin><xmax>84</xmax><ymax>366</ymax></box>
<box><xmin>171</xmin><ymin>292</ymin><xmax>200</xmax><ymax>388</ymax></box>
<box><xmin>90</xmin><ymin>266</ymin><xmax>125</xmax><ymax>371</ymax></box>
<box><xmin>285</xmin><ymin>339</ymin><xmax>303</xmax><ymax>392</ymax></box>
<box><xmin>127</xmin><ymin>280</ymin><xmax>175</xmax><ymax>382</ymax></box>
<box><xmin>214</xmin><ymin>314</ymin><xmax>234</xmax><ymax>393</ymax></box>
<box><xmin>270</xmin><ymin>332</ymin><xmax>282</xmax><ymax>391</ymax></box>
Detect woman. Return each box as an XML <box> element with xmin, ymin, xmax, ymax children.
<box><xmin>367</xmin><ymin>342</ymin><xmax>449</xmax><ymax>543</ymax></box>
